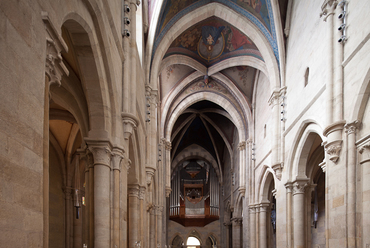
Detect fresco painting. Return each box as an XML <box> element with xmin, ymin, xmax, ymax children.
<box><xmin>156</xmin><ymin>0</ymin><xmax>272</xmax><ymax>36</ymax></box>
<box><xmin>165</xmin><ymin>17</ymin><xmax>262</xmax><ymax>66</ymax></box>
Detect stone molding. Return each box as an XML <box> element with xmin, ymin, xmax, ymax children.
<box><xmin>162</xmin><ymin>139</ymin><xmax>172</xmax><ymax>151</ymax></box>
<box><xmin>323</xmin><ymin>120</ymin><xmax>346</xmax><ymax>163</ymax></box>
<box><xmin>139</xmin><ymin>186</ymin><xmax>146</xmax><ymax>200</ymax></box>
<box><xmin>272</xmin><ymin>189</ymin><xmax>277</xmax><ymax>198</ymax></box>
<box><xmin>319</xmin><ymin>160</ymin><xmax>327</xmax><ymax>172</ymax></box>
<box><xmin>145</xmin><ymin>167</ymin><xmax>156</xmax><ymax>186</ymax></box>
<box><xmin>358</xmin><ymin>139</ymin><xmax>370</xmax><ymax>164</ymax></box>
<box><xmin>238</xmin><ymin>141</ymin><xmax>246</xmax><ymax>151</ymax></box>
<box><xmin>320</xmin><ymin>0</ymin><xmax>337</xmax><ymax>21</ymax></box>
<box><xmin>272</xmin><ymin>162</ymin><xmax>283</xmax><ymax>180</ymax></box>
<box><xmin>231</xmin><ymin>217</ymin><xmax>243</xmax><ymax>226</ymax></box>
<box><xmin>259</xmin><ymin>202</ymin><xmax>270</xmax><ymax>212</ymax></box>
<box><xmin>248</xmin><ymin>205</ymin><xmax>257</xmax><ymax>214</ymax></box>
<box><xmin>268</xmin><ymin>90</ymin><xmax>280</xmax><ymax>107</ymax></box>
<box><xmin>121</xmin><ymin>112</ymin><xmax>139</xmax><ymax>140</ymax></box>
<box><xmin>42</xmin><ymin>12</ymin><xmax>69</xmax><ymax>89</ymax></box>
<box><xmin>238</xmin><ymin>186</ymin><xmax>246</xmax><ymax>197</ymax></box>
<box><xmin>292</xmin><ymin>179</ymin><xmax>309</xmax><ymax>195</ymax></box>
<box><xmin>165</xmin><ymin>186</ymin><xmax>172</xmax><ymax>197</ymax></box>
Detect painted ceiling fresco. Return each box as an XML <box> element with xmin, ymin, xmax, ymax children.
<box><xmin>157</xmin><ymin>0</ymin><xmax>271</xmax><ymax>35</ymax></box>
<box><xmin>153</xmin><ymin>0</ymin><xmax>278</xmax><ymax>63</ymax></box>
<box><xmin>164</xmin><ymin>17</ymin><xmax>263</xmax><ymax>66</ymax></box>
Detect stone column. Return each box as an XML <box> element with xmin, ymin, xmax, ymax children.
<box><xmin>238</xmin><ymin>142</ymin><xmax>246</xmax><ymax>196</ymax></box>
<box><xmin>139</xmin><ymin>186</ymin><xmax>146</xmax><ymax>248</ymax></box>
<box><xmin>285</xmin><ymin>182</ymin><xmax>293</xmax><ymax>248</ymax></box>
<box><xmin>79</xmin><ymin>149</ymin><xmax>90</xmax><ymax>247</ymax></box>
<box><xmin>249</xmin><ymin>205</ymin><xmax>257</xmax><ymax>248</ymax></box>
<box><xmin>268</xmin><ymin>90</ymin><xmax>280</xmax><ymax>170</ymax></box>
<box><xmin>128</xmin><ymin>185</ymin><xmax>141</xmax><ymax>248</ymax></box>
<box><xmin>64</xmin><ymin>187</ymin><xmax>73</xmax><ymax>248</ymax></box>
<box><xmin>149</xmin><ymin>206</ymin><xmax>156</xmax><ymax>248</ymax></box>
<box><xmin>163</xmin><ymin>139</ymin><xmax>172</xmax><ymax>197</ymax></box>
<box><xmin>293</xmin><ymin>180</ymin><xmax>308</xmax><ymax>248</ymax></box>
<box><xmin>87</xmin><ymin>141</ymin><xmax>112</xmax><ymax>248</ymax></box>
<box><xmin>87</xmin><ymin>152</ymin><xmax>95</xmax><ymax>248</ymax></box>
<box><xmin>155</xmin><ymin>205</ymin><xmax>164</xmax><ymax>248</ymax></box>
<box><xmin>232</xmin><ymin>217</ymin><xmax>242</xmax><ymax>248</ymax></box>
<box><xmin>359</xmin><ymin>141</ymin><xmax>370</xmax><ymax>247</ymax></box>
<box><xmin>112</xmin><ymin>148</ymin><xmax>124</xmax><ymax>248</ymax></box>
<box><xmin>121</xmin><ymin>158</ymin><xmax>131</xmax><ymax>248</ymax></box>
<box><xmin>259</xmin><ymin>203</ymin><xmax>269</xmax><ymax>248</ymax></box>
<box><xmin>345</xmin><ymin>121</ymin><xmax>359</xmax><ymax>248</ymax></box>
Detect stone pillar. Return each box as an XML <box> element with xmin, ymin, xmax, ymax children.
<box><xmin>320</xmin><ymin>2</ymin><xmax>336</xmax><ymax>126</ymax></box>
<box><xmin>87</xmin><ymin>140</ymin><xmax>112</xmax><ymax>248</ymax></box>
<box><xmin>80</xmin><ymin>149</ymin><xmax>90</xmax><ymax>247</ymax></box>
<box><xmin>238</xmin><ymin>142</ymin><xmax>246</xmax><ymax>196</ymax></box>
<box><xmin>128</xmin><ymin>185</ymin><xmax>141</xmax><ymax>248</ymax></box>
<box><xmin>345</xmin><ymin>121</ymin><xmax>359</xmax><ymax>248</ymax></box>
<box><xmin>249</xmin><ymin>205</ymin><xmax>257</xmax><ymax>248</ymax></box>
<box><xmin>139</xmin><ymin>186</ymin><xmax>146</xmax><ymax>248</ymax></box>
<box><xmin>268</xmin><ymin>90</ymin><xmax>280</xmax><ymax>169</ymax></box>
<box><xmin>121</xmin><ymin>158</ymin><xmax>131</xmax><ymax>248</ymax></box>
<box><xmin>285</xmin><ymin>182</ymin><xmax>293</xmax><ymax>248</ymax></box>
<box><xmin>293</xmin><ymin>180</ymin><xmax>308</xmax><ymax>248</ymax></box>
<box><xmin>155</xmin><ymin>205</ymin><xmax>164</xmax><ymax>248</ymax></box>
<box><xmin>259</xmin><ymin>203</ymin><xmax>269</xmax><ymax>248</ymax></box>
<box><xmin>359</xmin><ymin>141</ymin><xmax>370</xmax><ymax>247</ymax></box>
<box><xmin>163</xmin><ymin>139</ymin><xmax>172</xmax><ymax>197</ymax></box>
<box><xmin>149</xmin><ymin>206</ymin><xmax>156</xmax><ymax>248</ymax></box>
<box><xmin>64</xmin><ymin>187</ymin><xmax>73</xmax><ymax>248</ymax></box>
<box><xmin>112</xmin><ymin>148</ymin><xmax>124</xmax><ymax>248</ymax></box>
<box><xmin>87</xmin><ymin>152</ymin><xmax>95</xmax><ymax>248</ymax></box>
<box><xmin>232</xmin><ymin>217</ymin><xmax>242</xmax><ymax>248</ymax></box>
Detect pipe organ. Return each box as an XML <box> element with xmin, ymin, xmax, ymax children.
<box><xmin>169</xmin><ymin>160</ymin><xmax>219</xmax><ymax>227</ymax></box>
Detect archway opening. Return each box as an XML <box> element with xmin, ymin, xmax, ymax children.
<box><xmin>187</xmin><ymin>236</ymin><xmax>201</xmax><ymax>248</ymax></box>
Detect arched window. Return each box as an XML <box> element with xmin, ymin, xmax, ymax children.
<box><xmin>187</xmin><ymin>237</ymin><xmax>201</xmax><ymax>248</ymax></box>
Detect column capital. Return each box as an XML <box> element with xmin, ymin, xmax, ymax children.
<box><xmin>323</xmin><ymin>120</ymin><xmax>346</xmax><ymax>163</ymax></box>
<box><xmin>139</xmin><ymin>186</ymin><xmax>146</xmax><ymax>200</ymax></box>
<box><xmin>268</xmin><ymin>89</ymin><xmax>280</xmax><ymax>107</ymax></box>
<box><xmin>248</xmin><ymin>205</ymin><xmax>257</xmax><ymax>214</ymax></box>
<box><xmin>345</xmin><ymin>120</ymin><xmax>360</xmax><ymax>135</ymax></box>
<box><xmin>42</xmin><ymin>12</ymin><xmax>69</xmax><ymax>89</ymax></box>
<box><xmin>128</xmin><ymin>184</ymin><xmax>140</xmax><ymax>198</ymax></box>
<box><xmin>145</xmin><ymin>167</ymin><xmax>156</xmax><ymax>186</ymax></box>
<box><xmin>111</xmin><ymin>147</ymin><xmax>125</xmax><ymax>171</ymax></box>
<box><xmin>231</xmin><ymin>217</ymin><xmax>243</xmax><ymax>226</ymax></box>
<box><xmin>358</xmin><ymin>138</ymin><xmax>370</xmax><ymax>164</ymax></box>
<box><xmin>238</xmin><ymin>141</ymin><xmax>246</xmax><ymax>151</ymax></box>
<box><xmin>285</xmin><ymin>182</ymin><xmax>293</xmax><ymax>193</ymax></box>
<box><xmin>165</xmin><ymin>186</ymin><xmax>172</xmax><ymax>197</ymax></box>
<box><xmin>85</xmin><ymin>139</ymin><xmax>112</xmax><ymax>168</ymax></box>
<box><xmin>320</xmin><ymin>0</ymin><xmax>337</xmax><ymax>21</ymax></box>
<box><xmin>121</xmin><ymin>112</ymin><xmax>139</xmax><ymax>140</ymax></box>
<box><xmin>259</xmin><ymin>202</ymin><xmax>270</xmax><ymax>212</ymax></box>
<box><xmin>162</xmin><ymin>139</ymin><xmax>172</xmax><ymax>150</ymax></box>
<box><xmin>272</xmin><ymin>162</ymin><xmax>283</xmax><ymax>181</ymax></box>
<box><xmin>292</xmin><ymin>179</ymin><xmax>309</xmax><ymax>195</ymax></box>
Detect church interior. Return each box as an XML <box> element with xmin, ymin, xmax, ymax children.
<box><xmin>1</xmin><ymin>0</ymin><xmax>370</xmax><ymax>247</ymax></box>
